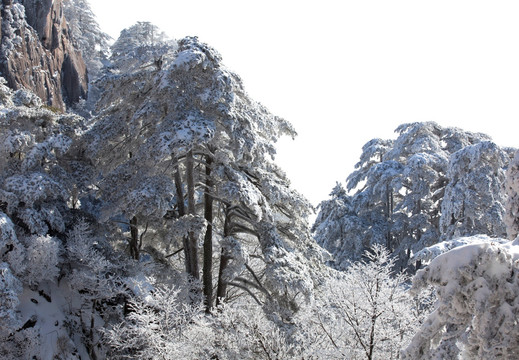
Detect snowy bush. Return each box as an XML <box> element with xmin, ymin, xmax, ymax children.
<box><xmin>23</xmin><ymin>235</ymin><xmax>62</xmax><ymax>286</ymax></box>
<box><xmin>0</xmin><ymin>77</ymin><xmax>14</xmax><ymax>107</ymax></box>
<box><xmin>306</xmin><ymin>245</ymin><xmax>427</xmax><ymax>360</ymax></box>
<box><xmin>211</xmin><ymin>302</ymin><xmax>300</xmax><ymax>360</ymax></box>
<box><xmin>104</xmin><ymin>283</ymin><xmax>207</xmax><ymax>359</ymax></box>
<box><xmin>403</xmin><ymin>238</ymin><xmax>519</xmax><ymax>359</ymax></box>
<box><xmin>12</xmin><ymin>88</ymin><xmax>43</xmax><ymax>108</ymax></box>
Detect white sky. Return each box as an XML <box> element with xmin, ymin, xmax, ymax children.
<box><xmin>89</xmin><ymin>0</ymin><xmax>519</xmax><ymax>207</ymax></box>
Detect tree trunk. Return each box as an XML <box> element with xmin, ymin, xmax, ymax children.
<box><xmin>385</xmin><ymin>185</ymin><xmax>393</xmax><ymax>250</ymax></box>
<box><xmin>88</xmin><ymin>299</ymin><xmax>98</xmax><ymax>360</ymax></box>
<box><xmin>173</xmin><ymin>157</ymin><xmax>191</xmax><ymax>274</ymax></box>
<box><xmin>216</xmin><ymin>253</ymin><xmax>230</xmax><ymax>307</ymax></box>
<box><xmin>203</xmin><ymin>154</ymin><xmax>214</xmax><ymax>312</ymax></box>
<box><xmin>367</xmin><ymin>279</ymin><xmax>380</xmax><ymax>360</ymax></box>
<box><xmin>186</xmin><ymin>150</ymin><xmax>199</xmax><ymax>280</ymax></box>
<box><xmin>129</xmin><ymin>216</ymin><xmax>139</xmax><ymax>260</ymax></box>
<box><xmin>216</xmin><ymin>207</ymin><xmax>231</xmax><ymax>307</ymax></box>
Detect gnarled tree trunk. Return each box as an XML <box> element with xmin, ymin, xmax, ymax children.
<box><xmin>203</xmin><ymin>154</ymin><xmax>214</xmax><ymax>312</ymax></box>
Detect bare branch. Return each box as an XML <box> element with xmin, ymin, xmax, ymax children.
<box><xmin>228</xmin><ymin>282</ymin><xmax>262</xmax><ymax>305</ymax></box>
<box><xmin>165</xmin><ymin>248</ymin><xmax>184</xmax><ymax>259</ymax></box>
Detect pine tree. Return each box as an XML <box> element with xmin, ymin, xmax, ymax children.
<box><xmin>84</xmin><ymin>33</ymin><xmax>324</xmax><ymax>314</ymax></box>
<box><xmin>314</xmin><ymin>121</ymin><xmax>506</xmax><ymax>269</ymax></box>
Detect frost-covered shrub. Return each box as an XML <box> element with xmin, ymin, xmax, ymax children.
<box><xmin>12</xmin><ymin>88</ymin><xmax>43</xmax><ymax>108</ymax></box>
<box><xmin>23</xmin><ymin>235</ymin><xmax>62</xmax><ymax>286</ymax></box>
<box><xmin>211</xmin><ymin>302</ymin><xmax>300</xmax><ymax>360</ymax></box>
<box><xmin>0</xmin><ymin>77</ymin><xmax>14</xmax><ymax>107</ymax></box>
<box><xmin>66</xmin><ymin>221</ymin><xmax>123</xmax><ymax>302</ymax></box>
<box><xmin>0</xmin><ymin>83</ymin><xmax>86</xmax><ymax>237</ymax></box>
<box><xmin>403</xmin><ymin>238</ymin><xmax>519</xmax><ymax>359</ymax></box>
<box><xmin>104</xmin><ymin>282</ymin><xmax>207</xmax><ymax>359</ymax></box>
<box><xmin>306</xmin><ymin>245</ymin><xmax>426</xmax><ymax>360</ymax></box>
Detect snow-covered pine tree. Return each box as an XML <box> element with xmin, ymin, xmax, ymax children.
<box><xmin>63</xmin><ymin>0</ymin><xmax>111</xmax><ymax>81</ymax></box>
<box><xmin>312</xmin><ymin>183</ymin><xmax>382</xmax><ymax>269</ymax></box>
<box><xmin>109</xmin><ymin>21</ymin><xmax>175</xmax><ymax>73</ymax></box>
<box><xmin>0</xmin><ymin>78</ymin><xmax>86</xmax><ymax>236</ymax></box>
<box><xmin>440</xmin><ymin>141</ymin><xmax>510</xmax><ymax>240</ymax></box>
<box><xmin>84</xmin><ymin>32</ymin><xmax>324</xmax><ymax>315</ymax></box>
<box><xmin>403</xmin><ymin>147</ymin><xmax>519</xmax><ymax>359</ymax></box>
<box><xmin>314</xmin><ymin>121</ymin><xmax>508</xmax><ymax>269</ymax></box>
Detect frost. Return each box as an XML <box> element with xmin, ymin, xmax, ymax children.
<box><xmin>0</xmin><ymin>130</ymin><xmax>34</xmax><ymax>155</ymax></box>
<box><xmin>104</xmin><ymin>283</ymin><xmax>205</xmax><ymax>359</ymax></box>
<box><xmin>22</xmin><ymin>134</ymin><xmax>73</xmax><ymax>171</ymax></box>
<box><xmin>173</xmin><ymin>47</ymin><xmax>206</xmax><ymax>70</ymax></box>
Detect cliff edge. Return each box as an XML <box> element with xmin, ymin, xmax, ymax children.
<box><xmin>0</xmin><ymin>0</ymin><xmax>88</xmax><ymax>110</ymax></box>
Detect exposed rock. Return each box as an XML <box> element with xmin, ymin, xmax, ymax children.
<box><xmin>0</xmin><ymin>0</ymin><xmax>87</xmax><ymax>110</ymax></box>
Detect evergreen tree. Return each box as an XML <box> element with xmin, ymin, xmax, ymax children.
<box><xmin>313</xmin><ymin>121</ymin><xmax>506</xmax><ymax>268</ymax></box>
<box><xmin>63</xmin><ymin>0</ymin><xmax>111</xmax><ymax>80</ymax></box>
<box><xmin>440</xmin><ymin>141</ymin><xmax>509</xmax><ymax>240</ymax></box>
<box><xmin>85</xmin><ymin>33</ymin><xmax>324</xmax><ymax>315</ymax></box>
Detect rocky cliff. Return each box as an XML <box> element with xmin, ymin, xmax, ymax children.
<box><xmin>0</xmin><ymin>0</ymin><xmax>87</xmax><ymax>110</ymax></box>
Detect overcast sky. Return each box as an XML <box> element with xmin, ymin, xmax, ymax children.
<box><xmin>89</xmin><ymin>0</ymin><xmax>519</xmax><ymax>207</ymax></box>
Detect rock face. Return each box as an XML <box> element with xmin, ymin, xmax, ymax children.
<box><xmin>0</xmin><ymin>0</ymin><xmax>87</xmax><ymax>110</ymax></box>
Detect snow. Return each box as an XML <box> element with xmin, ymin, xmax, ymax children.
<box><xmin>16</xmin><ymin>281</ymin><xmax>84</xmax><ymax>360</ymax></box>
<box><xmin>125</xmin><ymin>274</ymin><xmax>155</xmax><ymax>304</ymax></box>
<box><xmin>173</xmin><ymin>48</ymin><xmax>205</xmax><ymax>70</ymax></box>
<box><xmin>411</xmin><ymin>234</ymin><xmax>509</xmax><ymax>265</ymax></box>
<box><xmin>420</xmin><ymin>236</ymin><xmax>513</xmax><ymax>285</ymax></box>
